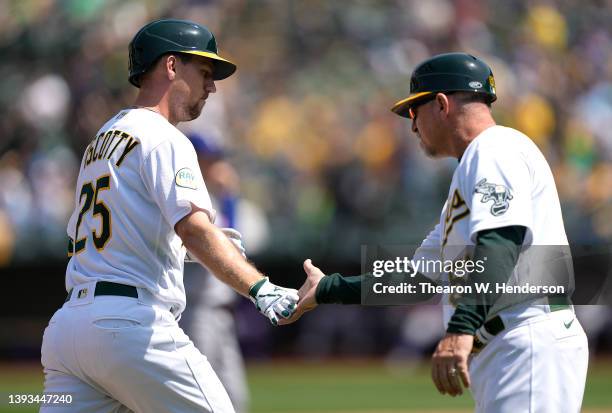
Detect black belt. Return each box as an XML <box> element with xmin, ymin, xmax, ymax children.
<box><xmin>65</xmin><ymin>281</ymin><xmax>138</xmax><ymax>303</ymax></box>
<box><xmin>472</xmin><ymin>297</ymin><xmax>572</xmax><ymax>352</ymax></box>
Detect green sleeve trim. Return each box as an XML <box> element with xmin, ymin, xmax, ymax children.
<box><xmin>446</xmin><ymin>225</ymin><xmax>526</xmax><ymax>334</ymax></box>
<box><xmin>315</xmin><ymin>273</ymin><xmax>362</xmax><ymax>304</ymax></box>
<box><xmin>446</xmin><ymin>304</ymin><xmax>488</xmax><ymax>334</ymax></box>
<box><xmin>248</xmin><ymin>277</ymin><xmax>267</xmax><ymax>299</ymax></box>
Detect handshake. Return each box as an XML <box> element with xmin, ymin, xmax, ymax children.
<box><xmin>248</xmin><ymin>259</ymin><xmax>323</xmax><ymax>326</ymax></box>
<box><xmin>218</xmin><ymin>227</ymin><xmax>324</xmax><ymax>326</ymax></box>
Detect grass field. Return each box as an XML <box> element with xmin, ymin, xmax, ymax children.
<box><xmin>0</xmin><ymin>360</ymin><xmax>611</xmax><ymax>412</ymax></box>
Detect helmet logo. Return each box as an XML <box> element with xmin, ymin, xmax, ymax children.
<box><xmin>469</xmin><ymin>81</ymin><xmax>483</xmax><ymax>89</ymax></box>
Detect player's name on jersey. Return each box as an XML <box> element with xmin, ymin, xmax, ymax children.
<box><xmin>83</xmin><ymin>129</ymin><xmax>140</xmax><ymax>169</ymax></box>
<box><xmin>372</xmin><ymin>282</ymin><xmax>566</xmax><ymax>295</ymax></box>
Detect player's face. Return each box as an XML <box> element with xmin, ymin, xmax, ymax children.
<box><xmin>169</xmin><ymin>57</ymin><xmax>217</xmax><ymax>122</ymax></box>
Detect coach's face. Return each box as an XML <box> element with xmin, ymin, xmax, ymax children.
<box><xmin>410</xmin><ymin>93</ymin><xmax>451</xmax><ymax>158</ymax></box>
<box><xmin>169</xmin><ymin>56</ymin><xmax>217</xmax><ymax>122</ymax></box>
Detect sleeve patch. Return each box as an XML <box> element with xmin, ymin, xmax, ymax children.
<box><xmin>474</xmin><ymin>178</ymin><xmax>513</xmax><ymax>216</ymax></box>
<box><xmin>175</xmin><ymin>168</ymin><xmax>198</xmax><ymax>190</ymax></box>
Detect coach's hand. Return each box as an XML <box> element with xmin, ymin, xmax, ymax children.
<box><xmin>431</xmin><ymin>333</ymin><xmax>473</xmax><ymax>397</ymax></box>
<box><xmin>249</xmin><ymin>277</ymin><xmax>299</xmax><ymax>326</ymax></box>
<box><xmin>279</xmin><ymin>259</ymin><xmax>325</xmax><ymax>325</ymax></box>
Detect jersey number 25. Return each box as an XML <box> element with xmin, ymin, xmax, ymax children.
<box><xmin>69</xmin><ymin>175</ymin><xmax>112</xmax><ymax>255</ymax></box>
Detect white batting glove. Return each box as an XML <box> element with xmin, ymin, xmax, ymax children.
<box><xmin>249</xmin><ymin>277</ymin><xmax>299</xmax><ymax>326</ymax></box>
<box><xmin>221</xmin><ymin>228</ymin><xmax>247</xmax><ymax>258</ymax></box>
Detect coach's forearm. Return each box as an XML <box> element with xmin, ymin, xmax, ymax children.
<box><xmin>315</xmin><ymin>272</ymin><xmax>438</xmax><ymax>304</ymax></box>
<box><xmin>175</xmin><ymin>208</ymin><xmax>264</xmax><ymax>297</ymax></box>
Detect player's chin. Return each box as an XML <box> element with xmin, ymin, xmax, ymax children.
<box><xmin>197</xmin><ymin>98</ymin><xmax>207</xmax><ymax>111</ymax></box>
<box><xmin>186</xmin><ymin>102</ymin><xmax>205</xmax><ymax>120</ymax></box>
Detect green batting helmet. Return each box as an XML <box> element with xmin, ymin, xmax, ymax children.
<box><xmin>391</xmin><ymin>52</ymin><xmax>496</xmax><ymax>118</ymax></box>
<box><xmin>128</xmin><ymin>19</ymin><xmax>237</xmax><ymax>87</ymax></box>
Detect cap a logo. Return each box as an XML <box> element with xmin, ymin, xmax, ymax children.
<box><xmin>175</xmin><ymin>168</ymin><xmax>198</xmax><ymax>190</ymax></box>
<box><xmin>474</xmin><ymin>178</ymin><xmax>513</xmax><ymax>216</ymax></box>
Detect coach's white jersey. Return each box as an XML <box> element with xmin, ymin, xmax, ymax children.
<box><xmin>65</xmin><ymin>108</ymin><xmax>215</xmax><ymax>314</ymax></box>
<box><xmin>413</xmin><ymin>125</ymin><xmax>570</xmax><ymax>325</ymax></box>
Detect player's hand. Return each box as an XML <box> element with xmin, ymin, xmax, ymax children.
<box><xmin>431</xmin><ymin>333</ymin><xmax>473</xmax><ymax>397</ymax></box>
<box><xmin>221</xmin><ymin>228</ymin><xmax>246</xmax><ymax>258</ymax></box>
<box><xmin>279</xmin><ymin>259</ymin><xmax>325</xmax><ymax>325</ymax></box>
<box><xmin>249</xmin><ymin>277</ymin><xmax>299</xmax><ymax>326</ymax></box>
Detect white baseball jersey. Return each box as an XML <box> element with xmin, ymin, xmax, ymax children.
<box><xmin>413</xmin><ymin>125</ymin><xmax>570</xmax><ymax>325</ymax></box>
<box><xmin>65</xmin><ymin>108</ymin><xmax>215</xmax><ymax>315</ymax></box>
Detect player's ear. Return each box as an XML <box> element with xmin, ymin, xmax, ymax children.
<box><xmin>165</xmin><ymin>55</ymin><xmax>178</xmax><ymax>81</ymax></box>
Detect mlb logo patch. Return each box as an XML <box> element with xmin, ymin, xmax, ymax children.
<box><xmin>78</xmin><ymin>288</ymin><xmax>88</xmax><ymax>299</ymax></box>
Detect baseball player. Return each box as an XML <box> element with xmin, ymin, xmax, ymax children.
<box><xmin>283</xmin><ymin>53</ymin><xmax>589</xmax><ymax>412</ymax></box>
<box><xmin>40</xmin><ymin>19</ymin><xmax>298</xmax><ymax>413</ymax></box>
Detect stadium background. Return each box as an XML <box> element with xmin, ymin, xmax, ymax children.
<box><xmin>0</xmin><ymin>0</ymin><xmax>611</xmax><ymax>411</ymax></box>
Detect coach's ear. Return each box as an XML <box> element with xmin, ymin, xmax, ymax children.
<box><xmin>435</xmin><ymin>93</ymin><xmax>451</xmax><ymax>120</ymax></box>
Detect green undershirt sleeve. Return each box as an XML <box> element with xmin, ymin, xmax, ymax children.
<box><xmin>445</xmin><ymin>225</ymin><xmax>526</xmax><ymax>335</ymax></box>
<box><xmin>315</xmin><ymin>273</ymin><xmax>362</xmax><ymax>304</ymax></box>
<box><xmin>313</xmin><ymin>225</ymin><xmax>526</xmax><ymax>329</ymax></box>
<box><xmin>315</xmin><ymin>271</ymin><xmax>437</xmax><ymax>305</ymax></box>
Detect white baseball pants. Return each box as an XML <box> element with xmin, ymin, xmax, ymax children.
<box><xmin>469</xmin><ymin>308</ymin><xmax>588</xmax><ymax>413</ymax></box>
<box><xmin>40</xmin><ymin>284</ymin><xmax>235</xmax><ymax>413</ymax></box>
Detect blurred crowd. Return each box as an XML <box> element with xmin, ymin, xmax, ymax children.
<box><xmin>1</xmin><ymin>0</ymin><xmax>612</xmax><ymax>363</ymax></box>
<box><xmin>0</xmin><ymin>0</ymin><xmax>611</xmax><ymax>267</ymax></box>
